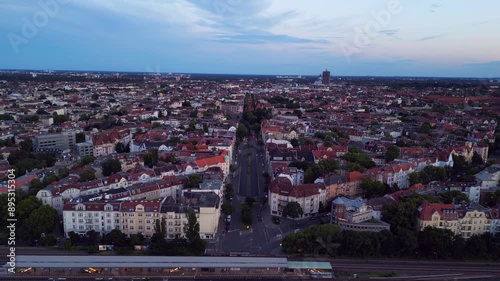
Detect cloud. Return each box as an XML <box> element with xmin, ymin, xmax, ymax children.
<box><xmin>184</xmin><ymin>0</ymin><xmax>272</xmax><ymax>18</ymax></box>
<box><xmin>378</xmin><ymin>29</ymin><xmax>399</xmax><ymax>37</ymax></box>
<box><xmin>417</xmin><ymin>34</ymin><xmax>445</xmax><ymax>41</ymax></box>
<box><xmin>213</xmin><ymin>33</ymin><xmax>329</xmax><ymax>45</ymax></box>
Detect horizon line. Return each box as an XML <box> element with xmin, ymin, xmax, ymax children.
<box><xmin>0</xmin><ymin>68</ymin><xmax>499</xmax><ymax>80</ymax></box>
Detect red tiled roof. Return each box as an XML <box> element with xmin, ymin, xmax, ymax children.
<box><xmin>418</xmin><ymin>200</ymin><xmax>457</xmax><ymax>221</ymax></box>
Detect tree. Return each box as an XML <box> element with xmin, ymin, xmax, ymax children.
<box><xmin>25</xmin><ymin>205</ymin><xmax>58</xmax><ymax>238</ymax></box>
<box><xmin>58</xmin><ymin>167</ymin><xmax>70</xmax><ymax>179</ymax></box>
<box><xmin>143</xmin><ymin>149</ymin><xmax>158</xmax><ymax>168</ymax></box>
<box><xmin>245</xmin><ymin>196</ymin><xmax>256</xmax><ymax>207</ymax></box>
<box><xmin>484</xmin><ymin>190</ymin><xmax>500</xmax><ymax>207</ymax></box>
<box><xmin>360</xmin><ymin>177</ymin><xmax>388</xmax><ymax>199</ymax></box>
<box><xmin>102</xmin><ymin>229</ymin><xmax>129</xmax><ymax>247</ymax></box>
<box><xmin>53</xmin><ymin>114</ymin><xmax>70</xmax><ymax>124</ymax></box>
<box><xmin>438</xmin><ymin>190</ymin><xmax>470</xmax><ymax>204</ymax></box>
<box><xmin>78</xmin><ymin>170</ymin><xmax>96</xmax><ymax>182</ymax></box>
<box><xmin>385</xmin><ymin>145</ymin><xmax>400</xmax><ymax>162</ymax></box>
<box><xmin>184</xmin><ymin>174</ymin><xmax>202</xmax><ymax>189</ymax></box>
<box><xmin>342</xmin><ymin>150</ymin><xmax>375</xmax><ymax>170</ymax></box>
<box><xmin>304</xmin><ymin>159</ymin><xmax>339</xmax><ymax>183</ymax></box>
<box><xmin>224</xmin><ymin>184</ymin><xmax>234</xmax><ymax>201</ymax></box>
<box><xmin>81</xmin><ymin>155</ymin><xmax>96</xmax><ymax>165</ymax></box>
<box><xmin>185</xmin><ymin>208</ymin><xmax>206</xmax><ymax>255</ymax></box>
<box><xmin>102</xmin><ymin>159</ymin><xmax>122</xmax><ymax>176</ymax></box>
<box><xmin>251</xmin><ymin>123</ymin><xmax>261</xmax><ymax>134</ymax></box>
<box><xmin>82</xmin><ymin>230</ymin><xmax>100</xmax><ymax>246</ymax></box>
<box><xmin>282</xmin><ymin>201</ymin><xmax>304</xmax><ymax>219</ymax></box>
<box><xmin>471</xmin><ymin>152</ymin><xmax>484</xmax><ymax>166</ymax></box>
<box><xmin>17</xmin><ymin>196</ymin><xmax>42</xmax><ymax>222</ymax></box>
<box><xmin>28</xmin><ymin>178</ymin><xmax>44</xmax><ymax>196</ymax></box>
<box><xmin>419</xmin><ymin>123</ymin><xmax>431</xmax><ymax>134</ymax></box>
<box><xmin>408</xmin><ymin>172</ymin><xmax>421</xmax><ymax>186</ymax></box>
<box><xmin>418</xmin><ymin>227</ymin><xmax>455</xmax><ymax>259</ymax></box>
<box><xmin>41</xmin><ymin>234</ymin><xmax>57</xmax><ymax>246</ymax></box>
<box><xmin>68</xmin><ymin>231</ymin><xmax>80</xmax><ymax>245</ymax></box>
<box><xmin>19</xmin><ymin>139</ymin><xmax>34</xmax><ymax>153</ymax></box>
<box><xmin>241</xmin><ymin>205</ymin><xmax>253</xmax><ymax>225</ymax></box>
<box><xmin>129</xmin><ymin>233</ymin><xmax>145</xmax><ymax>246</ymax></box>
<box><xmin>185</xmin><ymin>208</ymin><xmax>200</xmax><ymax>242</ymax></box>
<box><xmin>42</xmin><ymin>172</ymin><xmax>59</xmax><ymax>187</ymax></box>
<box><xmin>221</xmin><ymin>202</ymin><xmax>234</xmax><ymax>216</ymax></box>
<box><xmin>236</xmin><ymin>123</ymin><xmax>248</xmax><ymax>139</ymax></box>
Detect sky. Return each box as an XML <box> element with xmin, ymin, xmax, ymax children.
<box><xmin>1</xmin><ymin>0</ymin><xmax>500</xmax><ymax>77</ymax></box>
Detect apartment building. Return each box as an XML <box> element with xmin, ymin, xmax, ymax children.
<box><xmin>62</xmin><ymin>192</ymin><xmax>221</xmax><ymax>240</ymax></box>
<box><xmin>269</xmin><ymin>177</ymin><xmax>326</xmax><ymax>218</ymax></box>
<box><xmin>417</xmin><ymin>201</ymin><xmax>459</xmax><ymax>234</ymax></box>
<box><xmin>75</xmin><ymin>142</ymin><xmax>94</xmax><ymax>157</ymax></box>
<box><xmin>63</xmin><ymin>201</ymin><xmax>121</xmax><ymax>237</ymax></box>
<box><xmin>417</xmin><ymin>201</ymin><xmax>491</xmax><ymax>238</ymax></box>
<box><xmin>456</xmin><ymin>204</ymin><xmax>491</xmax><ymax>239</ymax></box>
<box><xmin>161</xmin><ymin>192</ymin><xmax>221</xmax><ymax>239</ymax></box>
<box><xmin>119</xmin><ymin>200</ymin><xmax>163</xmax><ymax>237</ymax></box>
<box><xmin>34</xmin><ymin>131</ymin><xmax>76</xmax><ymax>152</ymax></box>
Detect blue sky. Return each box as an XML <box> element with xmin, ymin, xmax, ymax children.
<box><xmin>1</xmin><ymin>0</ymin><xmax>500</xmax><ymax>77</ymax></box>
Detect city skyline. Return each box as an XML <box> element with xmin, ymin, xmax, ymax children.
<box><xmin>1</xmin><ymin>0</ymin><xmax>500</xmax><ymax>77</ymax></box>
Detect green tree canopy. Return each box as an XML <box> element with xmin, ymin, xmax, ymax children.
<box><xmin>360</xmin><ymin>177</ymin><xmax>388</xmax><ymax>199</ymax></box>
<box><xmin>385</xmin><ymin>145</ymin><xmax>400</xmax><ymax>162</ymax></box>
<box><xmin>282</xmin><ymin>201</ymin><xmax>304</xmax><ymax>219</ymax></box>
<box><xmin>419</xmin><ymin>122</ymin><xmax>431</xmax><ymax>134</ymax></box>
<box><xmin>78</xmin><ymin>170</ymin><xmax>96</xmax><ymax>182</ymax></box>
<box><xmin>81</xmin><ymin>155</ymin><xmax>96</xmax><ymax>165</ymax></box>
<box><xmin>26</xmin><ymin>205</ymin><xmax>58</xmax><ymax>237</ymax></box>
<box><xmin>304</xmin><ymin>159</ymin><xmax>339</xmax><ymax>183</ymax></box>
<box><xmin>438</xmin><ymin>190</ymin><xmax>470</xmax><ymax>204</ymax></box>
<box><xmin>184</xmin><ymin>174</ymin><xmax>202</xmax><ymax>189</ymax></box>
<box><xmin>236</xmin><ymin>123</ymin><xmax>248</xmax><ymax>139</ymax></box>
<box><xmin>28</xmin><ymin>178</ymin><xmax>44</xmax><ymax>196</ymax></box>
<box><xmin>102</xmin><ymin>229</ymin><xmax>129</xmax><ymax>247</ymax></box>
<box><xmin>221</xmin><ymin>202</ymin><xmax>234</xmax><ymax>216</ymax></box>
<box><xmin>102</xmin><ymin>159</ymin><xmax>122</xmax><ymax>176</ymax></box>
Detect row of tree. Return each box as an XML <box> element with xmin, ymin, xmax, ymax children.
<box><xmin>282</xmin><ymin>222</ymin><xmax>500</xmax><ymax>260</ymax></box>
<box><xmin>283</xmin><ymin>192</ymin><xmax>500</xmax><ymax>260</ymax></box>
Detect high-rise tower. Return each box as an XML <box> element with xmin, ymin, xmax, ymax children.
<box><xmin>322</xmin><ymin>69</ymin><xmax>331</xmax><ymax>85</ymax></box>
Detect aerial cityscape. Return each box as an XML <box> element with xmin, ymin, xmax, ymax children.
<box><xmin>1</xmin><ymin>1</ymin><xmax>500</xmax><ymax>281</ymax></box>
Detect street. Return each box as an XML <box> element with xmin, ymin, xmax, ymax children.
<box><xmin>206</xmin><ymin>140</ymin><xmax>325</xmax><ymax>255</ymax></box>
